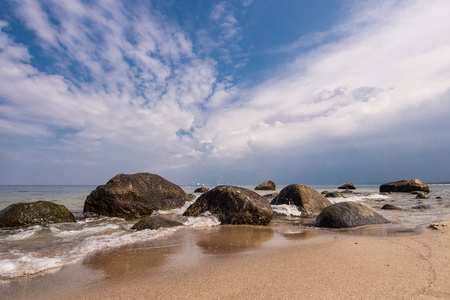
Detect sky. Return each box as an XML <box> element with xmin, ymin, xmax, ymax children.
<box><xmin>0</xmin><ymin>0</ymin><xmax>449</xmax><ymax>186</ymax></box>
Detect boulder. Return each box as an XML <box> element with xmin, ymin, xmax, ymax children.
<box><xmin>131</xmin><ymin>216</ymin><xmax>183</xmax><ymax>230</ymax></box>
<box><xmin>411</xmin><ymin>204</ymin><xmax>431</xmax><ymax>210</ymax></box>
<box><xmin>325</xmin><ymin>192</ymin><xmax>345</xmax><ymax>198</ymax></box>
<box><xmin>270</xmin><ymin>184</ymin><xmax>332</xmax><ymax>215</ymax></box>
<box><xmin>83</xmin><ymin>173</ymin><xmax>189</xmax><ymax>220</ymax></box>
<box><xmin>381</xmin><ymin>204</ymin><xmax>402</xmax><ymax>210</ymax></box>
<box><xmin>338</xmin><ymin>183</ymin><xmax>356</xmax><ymax>190</ymax></box>
<box><xmin>379</xmin><ymin>179</ymin><xmax>429</xmax><ymax>193</ymax></box>
<box><xmin>315</xmin><ymin>202</ymin><xmax>390</xmax><ymax>228</ymax></box>
<box><xmin>263</xmin><ymin>193</ymin><xmax>278</xmax><ymax>199</ymax></box>
<box><xmin>255</xmin><ymin>180</ymin><xmax>276</xmax><ymax>191</ymax></box>
<box><xmin>0</xmin><ymin>201</ymin><xmax>76</xmax><ymax>228</ymax></box>
<box><xmin>415</xmin><ymin>193</ymin><xmax>428</xmax><ymax>199</ymax></box>
<box><xmin>183</xmin><ymin>186</ymin><xmax>273</xmax><ymax>225</ymax></box>
<box><xmin>194</xmin><ymin>186</ymin><xmax>209</xmax><ymax>193</ymax></box>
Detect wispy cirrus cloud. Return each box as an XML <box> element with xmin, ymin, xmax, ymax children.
<box><xmin>0</xmin><ymin>0</ymin><xmax>227</xmax><ymax>183</ymax></box>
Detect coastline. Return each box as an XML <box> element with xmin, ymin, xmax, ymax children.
<box><xmin>2</xmin><ymin>220</ymin><xmax>450</xmax><ymax>300</ymax></box>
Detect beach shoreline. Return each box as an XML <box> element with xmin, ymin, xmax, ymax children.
<box><xmin>2</xmin><ymin>219</ymin><xmax>449</xmax><ymax>300</ymax></box>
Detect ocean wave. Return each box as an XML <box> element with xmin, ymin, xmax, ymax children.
<box><xmin>271</xmin><ymin>204</ymin><xmax>302</xmax><ymax>216</ymax></box>
<box><xmin>0</xmin><ymin>211</ymin><xmax>223</xmax><ymax>279</ymax></box>
<box><xmin>184</xmin><ymin>214</ymin><xmax>221</xmax><ymax>227</ymax></box>
<box><xmin>0</xmin><ymin>224</ymin><xmax>178</xmax><ymax>279</ymax></box>
<box><xmin>329</xmin><ymin>193</ymin><xmax>390</xmax><ymax>204</ymax></box>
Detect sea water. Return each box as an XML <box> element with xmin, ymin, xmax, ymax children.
<box><xmin>0</xmin><ymin>184</ymin><xmax>449</xmax><ymax>280</ymax></box>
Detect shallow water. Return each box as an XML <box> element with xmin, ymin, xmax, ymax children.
<box><xmin>0</xmin><ymin>184</ymin><xmax>449</xmax><ymax>280</ymax></box>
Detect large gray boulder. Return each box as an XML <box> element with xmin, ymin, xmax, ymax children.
<box><xmin>255</xmin><ymin>180</ymin><xmax>276</xmax><ymax>190</ymax></box>
<box><xmin>83</xmin><ymin>173</ymin><xmax>188</xmax><ymax>220</ymax></box>
<box><xmin>270</xmin><ymin>184</ymin><xmax>332</xmax><ymax>215</ymax></box>
<box><xmin>0</xmin><ymin>201</ymin><xmax>76</xmax><ymax>228</ymax></box>
<box><xmin>315</xmin><ymin>202</ymin><xmax>390</xmax><ymax>228</ymax></box>
<box><xmin>379</xmin><ymin>179</ymin><xmax>429</xmax><ymax>193</ymax></box>
<box><xmin>183</xmin><ymin>186</ymin><xmax>273</xmax><ymax>225</ymax></box>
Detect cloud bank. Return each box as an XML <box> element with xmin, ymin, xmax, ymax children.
<box><xmin>1</xmin><ymin>0</ymin><xmax>449</xmax><ymax>185</ymax></box>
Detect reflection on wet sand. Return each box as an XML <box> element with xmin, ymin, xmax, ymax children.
<box><xmin>0</xmin><ymin>262</ymin><xmax>103</xmax><ymax>299</ymax></box>
<box><xmin>81</xmin><ymin>225</ymin><xmax>277</xmax><ymax>281</ymax></box>
<box><xmin>281</xmin><ymin>229</ymin><xmax>324</xmax><ymax>240</ymax></box>
<box><xmin>83</xmin><ymin>244</ymin><xmax>177</xmax><ymax>281</ymax></box>
<box><xmin>196</xmin><ymin>225</ymin><xmax>274</xmax><ymax>255</ymax></box>
<box><xmin>325</xmin><ymin>224</ymin><xmax>424</xmax><ymax>237</ymax></box>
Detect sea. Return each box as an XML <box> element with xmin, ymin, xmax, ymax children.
<box><xmin>1</xmin><ymin>184</ymin><xmax>449</xmax><ymax>281</ymax></box>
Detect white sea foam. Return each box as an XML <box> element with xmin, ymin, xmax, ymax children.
<box><xmin>0</xmin><ymin>204</ymin><xmax>223</xmax><ymax>279</ymax></box>
<box><xmin>329</xmin><ymin>193</ymin><xmax>389</xmax><ymax>204</ymax></box>
<box><xmin>0</xmin><ymin>219</ymin><xmax>179</xmax><ymax>279</ymax></box>
<box><xmin>49</xmin><ymin>223</ymin><xmax>121</xmax><ymax>237</ymax></box>
<box><xmin>184</xmin><ymin>214</ymin><xmax>221</xmax><ymax>227</ymax></box>
<box><xmin>271</xmin><ymin>204</ymin><xmax>302</xmax><ymax>216</ymax></box>
<box><xmin>3</xmin><ymin>226</ymin><xmax>41</xmax><ymax>241</ymax></box>
<box><xmin>0</xmin><ymin>253</ymin><xmax>63</xmax><ymax>279</ymax></box>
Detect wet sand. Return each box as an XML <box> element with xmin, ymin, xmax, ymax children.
<box><xmin>2</xmin><ymin>222</ymin><xmax>450</xmax><ymax>300</ymax></box>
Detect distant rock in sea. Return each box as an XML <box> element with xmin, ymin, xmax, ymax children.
<box><xmin>270</xmin><ymin>184</ymin><xmax>332</xmax><ymax>215</ymax></box>
<box><xmin>194</xmin><ymin>186</ymin><xmax>209</xmax><ymax>193</ymax></box>
<box><xmin>315</xmin><ymin>202</ymin><xmax>390</xmax><ymax>228</ymax></box>
<box><xmin>0</xmin><ymin>201</ymin><xmax>76</xmax><ymax>228</ymax></box>
<box><xmin>255</xmin><ymin>180</ymin><xmax>276</xmax><ymax>190</ymax></box>
<box><xmin>83</xmin><ymin>173</ymin><xmax>189</xmax><ymax>220</ymax></box>
<box><xmin>381</xmin><ymin>204</ymin><xmax>402</xmax><ymax>210</ymax></box>
<box><xmin>338</xmin><ymin>183</ymin><xmax>356</xmax><ymax>190</ymax></box>
<box><xmin>183</xmin><ymin>185</ymin><xmax>273</xmax><ymax>225</ymax></box>
<box><xmin>379</xmin><ymin>179</ymin><xmax>429</xmax><ymax>193</ymax></box>
<box><xmin>325</xmin><ymin>191</ymin><xmax>345</xmax><ymax>198</ymax></box>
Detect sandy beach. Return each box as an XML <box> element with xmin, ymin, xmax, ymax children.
<box><xmin>2</xmin><ymin>220</ymin><xmax>449</xmax><ymax>300</ymax></box>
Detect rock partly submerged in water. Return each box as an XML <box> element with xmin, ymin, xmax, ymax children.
<box><xmin>325</xmin><ymin>191</ymin><xmax>345</xmax><ymax>198</ymax></box>
<box><xmin>338</xmin><ymin>183</ymin><xmax>356</xmax><ymax>190</ymax></box>
<box><xmin>411</xmin><ymin>204</ymin><xmax>432</xmax><ymax>210</ymax></box>
<box><xmin>83</xmin><ymin>173</ymin><xmax>189</xmax><ymax>220</ymax></box>
<box><xmin>0</xmin><ymin>201</ymin><xmax>76</xmax><ymax>228</ymax></box>
<box><xmin>270</xmin><ymin>184</ymin><xmax>332</xmax><ymax>215</ymax></box>
<box><xmin>131</xmin><ymin>216</ymin><xmax>183</xmax><ymax>231</ymax></box>
<box><xmin>194</xmin><ymin>186</ymin><xmax>209</xmax><ymax>193</ymax></box>
<box><xmin>315</xmin><ymin>202</ymin><xmax>390</xmax><ymax>228</ymax></box>
<box><xmin>255</xmin><ymin>180</ymin><xmax>276</xmax><ymax>191</ymax></box>
<box><xmin>414</xmin><ymin>192</ymin><xmax>429</xmax><ymax>199</ymax></box>
<box><xmin>379</xmin><ymin>179</ymin><xmax>429</xmax><ymax>193</ymax></box>
<box><xmin>381</xmin><ymin>204</ymin><xmax>403</xmax><ymax>210</ymax></box>
<box><xmin>183</xmin><ymin>185</ymin><xmax>273</xmax><ymax>225</ymax></box>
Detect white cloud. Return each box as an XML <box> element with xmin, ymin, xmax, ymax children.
<box><xmin>1</xmin><ymin>0</ymin><xmax>450</xmax><ymax>184</ymax></box>
<box><xmin>195</xmin><ymin>0</ymin><xmax>450</xmax><ymax>165</ymax></box>
<box><xmin>0</xmin><ymin>0</ymin><xmax>224</xmax><ymax>175</ymax></box>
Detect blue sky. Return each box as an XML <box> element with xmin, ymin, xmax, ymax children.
<box><xmin>1</xmin><ymin>0</ymin><xmax>449</xmax><ymax>185</ymax></box>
